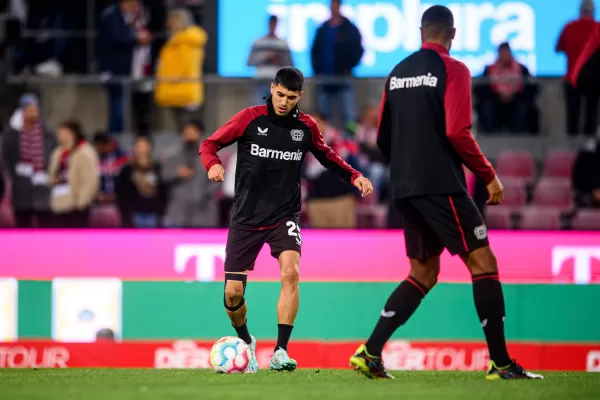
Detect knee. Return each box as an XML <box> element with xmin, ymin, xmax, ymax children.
<box><xmin>466</xmin><ymin>247</ymin><xmax>498</xmax><ymax>276</ymax></box>
<box><xmin>410</xmin><ymin>264</ymin><xmax>440</xmax><ymax>290</ymax></box>
<box><xmin>224</xmin><ymin>280</ymin><xmax>244</xmax><ymax>307</ymax></box>
<box><xmin>280</xmin><ymin>263</ymin><xmax>299</xmax><ymax>286</ymax></box>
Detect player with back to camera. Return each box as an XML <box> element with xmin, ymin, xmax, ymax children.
<box><xmin>200</xmin><ymin>66</ymin><xmax>373</xmax><ymax>373</ymax></box>
<box><xmin>349</xmin><ymin>5</ymin><xmax>544</xmax><ymax>380</ymax></box>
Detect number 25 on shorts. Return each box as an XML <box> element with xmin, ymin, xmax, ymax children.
<box><xmin>286</xmin><ymin>221</ymin><xmax>302</xmax><ymax>244</ymax></box>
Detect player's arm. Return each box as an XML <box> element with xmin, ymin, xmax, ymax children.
<box><xmin>199</xmin><ymin>108</ymin><xmax>253</xmax><ymax>180</ymax></box>
<box><xmin>308</xmin><ymin>118</ymin><xmax>373</xmax><ymax>196</ymax></box>
<box><xmin>376</xmin><ymin>82</ymin><xmax>391</xmax><ymax>163</ymax></box>
<box><xmin>444</xmin><ymin>61</ymin><xmax>496</xmax><ymax>185</ymax></box>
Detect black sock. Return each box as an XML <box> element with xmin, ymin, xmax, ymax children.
<box><xmin>275</xmin><ymin>324</ymin><xmax>293</xmax><ymax>352</ymax></box>
<box><xmin>365</xmin><ymin>276</ymin><xmax>427</xmax><ymax>357</ymax></box>
<box><xmin>233</xmin><ymin>321</ymin><xmax>252</xmax><ymax>345</ymax></box>
<box><xmin>472</xmin><ymin>272</ymin><xmax>511</xmax><ymax>367</ymax></box>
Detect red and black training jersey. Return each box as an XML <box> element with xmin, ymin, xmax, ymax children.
<box><xmin>199</xmin><ymin>99</ymin><xmax>362</xmax><ymax>229</ymax></box>
<box><xmin>377</xmin><ymin>42</ymin><xmax>496</xmax><ymax>199</ymax></box>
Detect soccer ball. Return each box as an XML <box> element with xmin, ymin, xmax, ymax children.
<box><xmin>209</xmin><ymin>336</ymin><xmax>251</xmax><ymax>373</ymax></box>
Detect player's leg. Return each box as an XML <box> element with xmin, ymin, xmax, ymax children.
<box><xmin>351</xmin><ymin>199</ymin><xmax>443</xmax><ymax>379</ymax></box>
<box><xmin>266</xmin><ymin>220</ymin><xmax>302</xmax><ymax>371</ymax></box>
<box><xmin>423</xmin><ymin>193</ymin><xmax>542</xmax><ymax>379</ymax></box>
<box><xmin>223</xmin><ymin>228</ymin><xmax>266</xmax><ymax>373</ymax></box>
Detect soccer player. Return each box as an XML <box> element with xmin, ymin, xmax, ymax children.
<box><xmin>200</xmin><ymin>67</ymin><xmax>373</xmax><ymax>373</ymax></box>
<box><xmin>349</xmin><ymin>5</ymin><xmax>543</xmax><ymax>380</ymax></box>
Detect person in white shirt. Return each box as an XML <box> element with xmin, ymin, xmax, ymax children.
<box><xmin>247</xmin><ymin>15</ymin><xmax>293</xmax><ymax>105</ymax></box>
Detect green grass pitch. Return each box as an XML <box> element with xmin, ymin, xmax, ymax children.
<box><xmin>1</xmin><ymin>369</ymin><xmax>598</xmax><ymax>400</ymax></box>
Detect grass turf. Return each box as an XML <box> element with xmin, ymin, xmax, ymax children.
<box><xmin>1</xmin><ymin>369</ymin><xmax>598</xmax><ymax>400</ymax></box>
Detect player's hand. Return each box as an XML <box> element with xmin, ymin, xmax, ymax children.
<box><xmin>486</xmin><ymin>175</ymin><xmax>504</xmax><ymax>205</ymax></box>
<box><xmin>353</xmin><ymin>176</ymin><xmax>374</xmax><ymax>197</ymax></box>
<box><xmin>208</xmin><ymin>164</ymin><xmax>225</xmax><ymax>182</ymax></box>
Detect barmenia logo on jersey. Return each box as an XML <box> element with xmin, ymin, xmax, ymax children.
<box><xmin>250</xmin><ymin>144</ymin><xmax>302</xmax><ymax>161</ymax></box>
<box><xmin>390</xmin><ymin>73</ymin><xmax>438</xmax><ymax>90</ymax></box>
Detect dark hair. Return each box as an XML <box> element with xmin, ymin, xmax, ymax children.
<box><xmin>93</xmin><ymin>131</ymin><xmax>110</xmax><ymax>144</ymax></box>
<box><xmin>59</xmin><ymin>119</ymin><xmax>86</xmax><ymax>143</ymax></box>
<box><xmin>269</xmin><ymin>15</ymin><xmax>278</xmax><ymax>24</ymax></box>
<box><xmin>421</xmin><ymin>5</ymin><xmax>454</xmax><ymax>41</ymax></box>
<box><xmin>135</xmin><ymin>134</ymin><xmax>153</xmax><ymax>146</ymax></box>
<box><xmin>498</xmin><ymin>42</ymin><xmax>511</xmax><ymax>51</ymax></box>
<box><xmin>183</xmin><ymin>118</ymin><xmax>205</xmax><ymax>133</ymax></box>
<box><xmin>273</xmin><ymin>67</ymin><xmax>304</xmax><ymax>92</ymax></box>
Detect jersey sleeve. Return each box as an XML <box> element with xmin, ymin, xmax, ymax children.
<box><xmin>199</xmin><ymin>108</ymin><xmax>254</xmax><ymax>171</ymax></box>
<box><xmin>376</xmin><ymin>82</ymin><xmax>392</xmax><ymax>163</ymax></box>
<box><xmin>307</xmin><ymin>117</ymin><xmax>362</xmax><ymax>184</ymax></box>
<box><xmin>444</xmin><ymin>60</ymin><xmax>496</xmax><ymax>184</ymax></box>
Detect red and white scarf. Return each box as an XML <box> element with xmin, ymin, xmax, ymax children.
<box><xmin>19</xmin><ymin>122</ymin><xmax>45</xmax><ymax>172</ymax></box>
<box><xmin>56</xmin><ymin>141</ymin><xmax>85</xmax><ymax>184</ymax></box>
<box><xmin>488</xmin><ymin>59</ymin><xmax>523</xmax><ymax>96</ymax></box>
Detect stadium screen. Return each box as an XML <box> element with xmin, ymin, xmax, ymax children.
<box><xmin>218</xmin><ymin>0</ymin><xmax>595</xmax><ymax>78</ymax></box>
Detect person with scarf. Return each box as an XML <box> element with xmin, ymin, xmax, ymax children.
<box><xmin>93</xmin><ymin>132</ymin><xmax>129</xmax><ymax>205</ymax></box>
<box><xmin>2</xmin><ymin>93</ymin><xmax>57</xmax><ymax>228</ymax></box>
<box><xmin>98</xmin><ymin>0</ymin><xmax>152</xmax><ymax>136</ymax></box>
<box><xmin>48</xmin><ymin>119</ymin><xmax>100</xmax><ymax>228</ymax></box>
<box><xmin>477</xmin><ymin>42</ymin><xmax>537</xmax><ymax>134</ymax></box>
<box><xmin>116</xmin><ymin>135</ymin><xmax>167</xmax><ymax>228</ymax></box>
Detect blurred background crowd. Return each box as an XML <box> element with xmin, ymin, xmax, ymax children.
<box><xmin>0</xmin><ymin>0</ymin><xmax>598</xmax><ymax>230</ymax></box>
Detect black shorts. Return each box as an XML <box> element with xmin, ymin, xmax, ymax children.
<box><xmin>224</xmin><ymin>219</ymin><xmax>302</xmax><ymax>273</ymax></box>
<box><xmin>396</xmin><ymin>193</ymin><xmax>489</xmax><ymax>261</ymax></box>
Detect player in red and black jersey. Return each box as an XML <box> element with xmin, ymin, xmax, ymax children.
<box><xmin>199</xmin><ymin>67</ymin><xmax>373</xmax><ymax>373</ymax></box>
<box><xmin>349</xmin><ymin>5</ymin><xmax>542</xmax><ymax>381</ymax></box>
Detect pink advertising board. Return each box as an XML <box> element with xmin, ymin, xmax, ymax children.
<box><xmin>0</xmin><ymin>230</ymin><xmax>599</xmax><ymax>284</ymax></box>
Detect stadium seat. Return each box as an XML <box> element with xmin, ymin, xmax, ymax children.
<box><xmin>571</xmin><ymin>209</ymin><xmax>600</xmax><ymax>230</ymax></box>
<box><xmin>501</xmin><ymin>179</ymin><xmax>527</xmax><ymax>207</ymax></box>
<box><xmin>0</xmin><ymin>205</ymin><xmax>15</xmax><ymax>228</ymax></box>
<box><xmin>531</xmin><ymin>178</ymin><xmax>574</xmax><ymax>211</ymax></box>
<box><xmin>484</xmin><ymin>206</ymin><xmax>512</xmax><ymax>229</ymax></box>
<box><xmin>542</xmin><ymin>150</ymin><xmax>576</xmax><ymax>178</ymax></box>
<box><xmin>89</xmin><ymin>205</ymin><xmax>122</xmax><ymax>228</ymax></box>
<box><xmin>495</xmin><ymin>150</ymin><xmax>535</xmax><ymax>183</ymax></box>
<box><xmin>519</xmin><ymin>207</ymin><xmax>562</xmax><ymax>230</ymax></box>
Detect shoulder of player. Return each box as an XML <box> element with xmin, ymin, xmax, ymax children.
<box><xmin>297</xmin><ymin>112</ymin><xmax>320</xmax><ymax>136</ymax></box>
<box><xmin>232</xmin><ymin>105</ymin><xmax>269</xmax><ymax>130</ymax></box>
<box><xmin>441</xmin><ymin>55</ymin><xmax>470</xmax><ymax>81</ymax></box>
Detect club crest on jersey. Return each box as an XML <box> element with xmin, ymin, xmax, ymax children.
<box><xmin>290</xmin><ymin>129</ymin><xmax>304</xmax><ymax>142</ymax></box>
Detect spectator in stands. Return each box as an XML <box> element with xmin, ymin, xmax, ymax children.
<box><xmin>556</xmin><ymin>0</ymin><xmax>599</xmax><ymax>136</ymax></box>
<box><xmin>116</xmin><ymin>135</ymin><xmax>167</xmax><ymax>228</ymax></box>
<box><xmin>304</xmin><ymin>113</ymin><xmax>364</xmax><ymax>228</ymax></box>
<box><xmin>155</xmin><ymin>8</ymin><xmax>208</xmax><ymax>132</ymax></box>
<box><xmin>93</xmin><ymin>132</ymin><xmax>128</xmax><ymax>206</ymax></box>
<box><xmin>476</xmin><ymin>42</ymin><xmax>538</xmax><ymax>134</ymax></box>
<box><xmin>23</xmin><ymin>0</ymin><xmax>65</xmax><ymax>77</ymax></box>
<box><xmin>572</xmin><ymin>133</ymin><xmax>600</xmax><ymax>208</ymax></box>
<box><xmin>162</xmin><ymin>119</ymin><xmax>219</xmax><ymax>227</ymax></box>
<box><xmin>2</xmin><ymin>94</ymin><xmax>57</xmax><ymax>228</ymax></box>
<box><xmin>98</xmin><ymin>0</ymin><xmax>152</xmax><ymax>135</ymax></box>
<box><xmin>354</xmin><ymin>102</ymin><xmax>387</xmax><ymax>194</ymax></box>
<box><xmin>247</xmin><ymin>15</ymin><xmax>293</xmax><ymax>105</ymax></box>
<box><xmin>311</xmin><ymin>0</ymin><xmax>363</xmax><ymax>130</ymax></box>
<box><xmin>48</xmin><ymin>119</ymin><xmax>100</xmax><ymax>228</ymax></box>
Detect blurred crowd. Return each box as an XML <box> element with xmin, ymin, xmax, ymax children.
<box><xmin>0</xmin><ymin>0</ymin><xmax>599</xmax><ymax>230</ymax></box>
